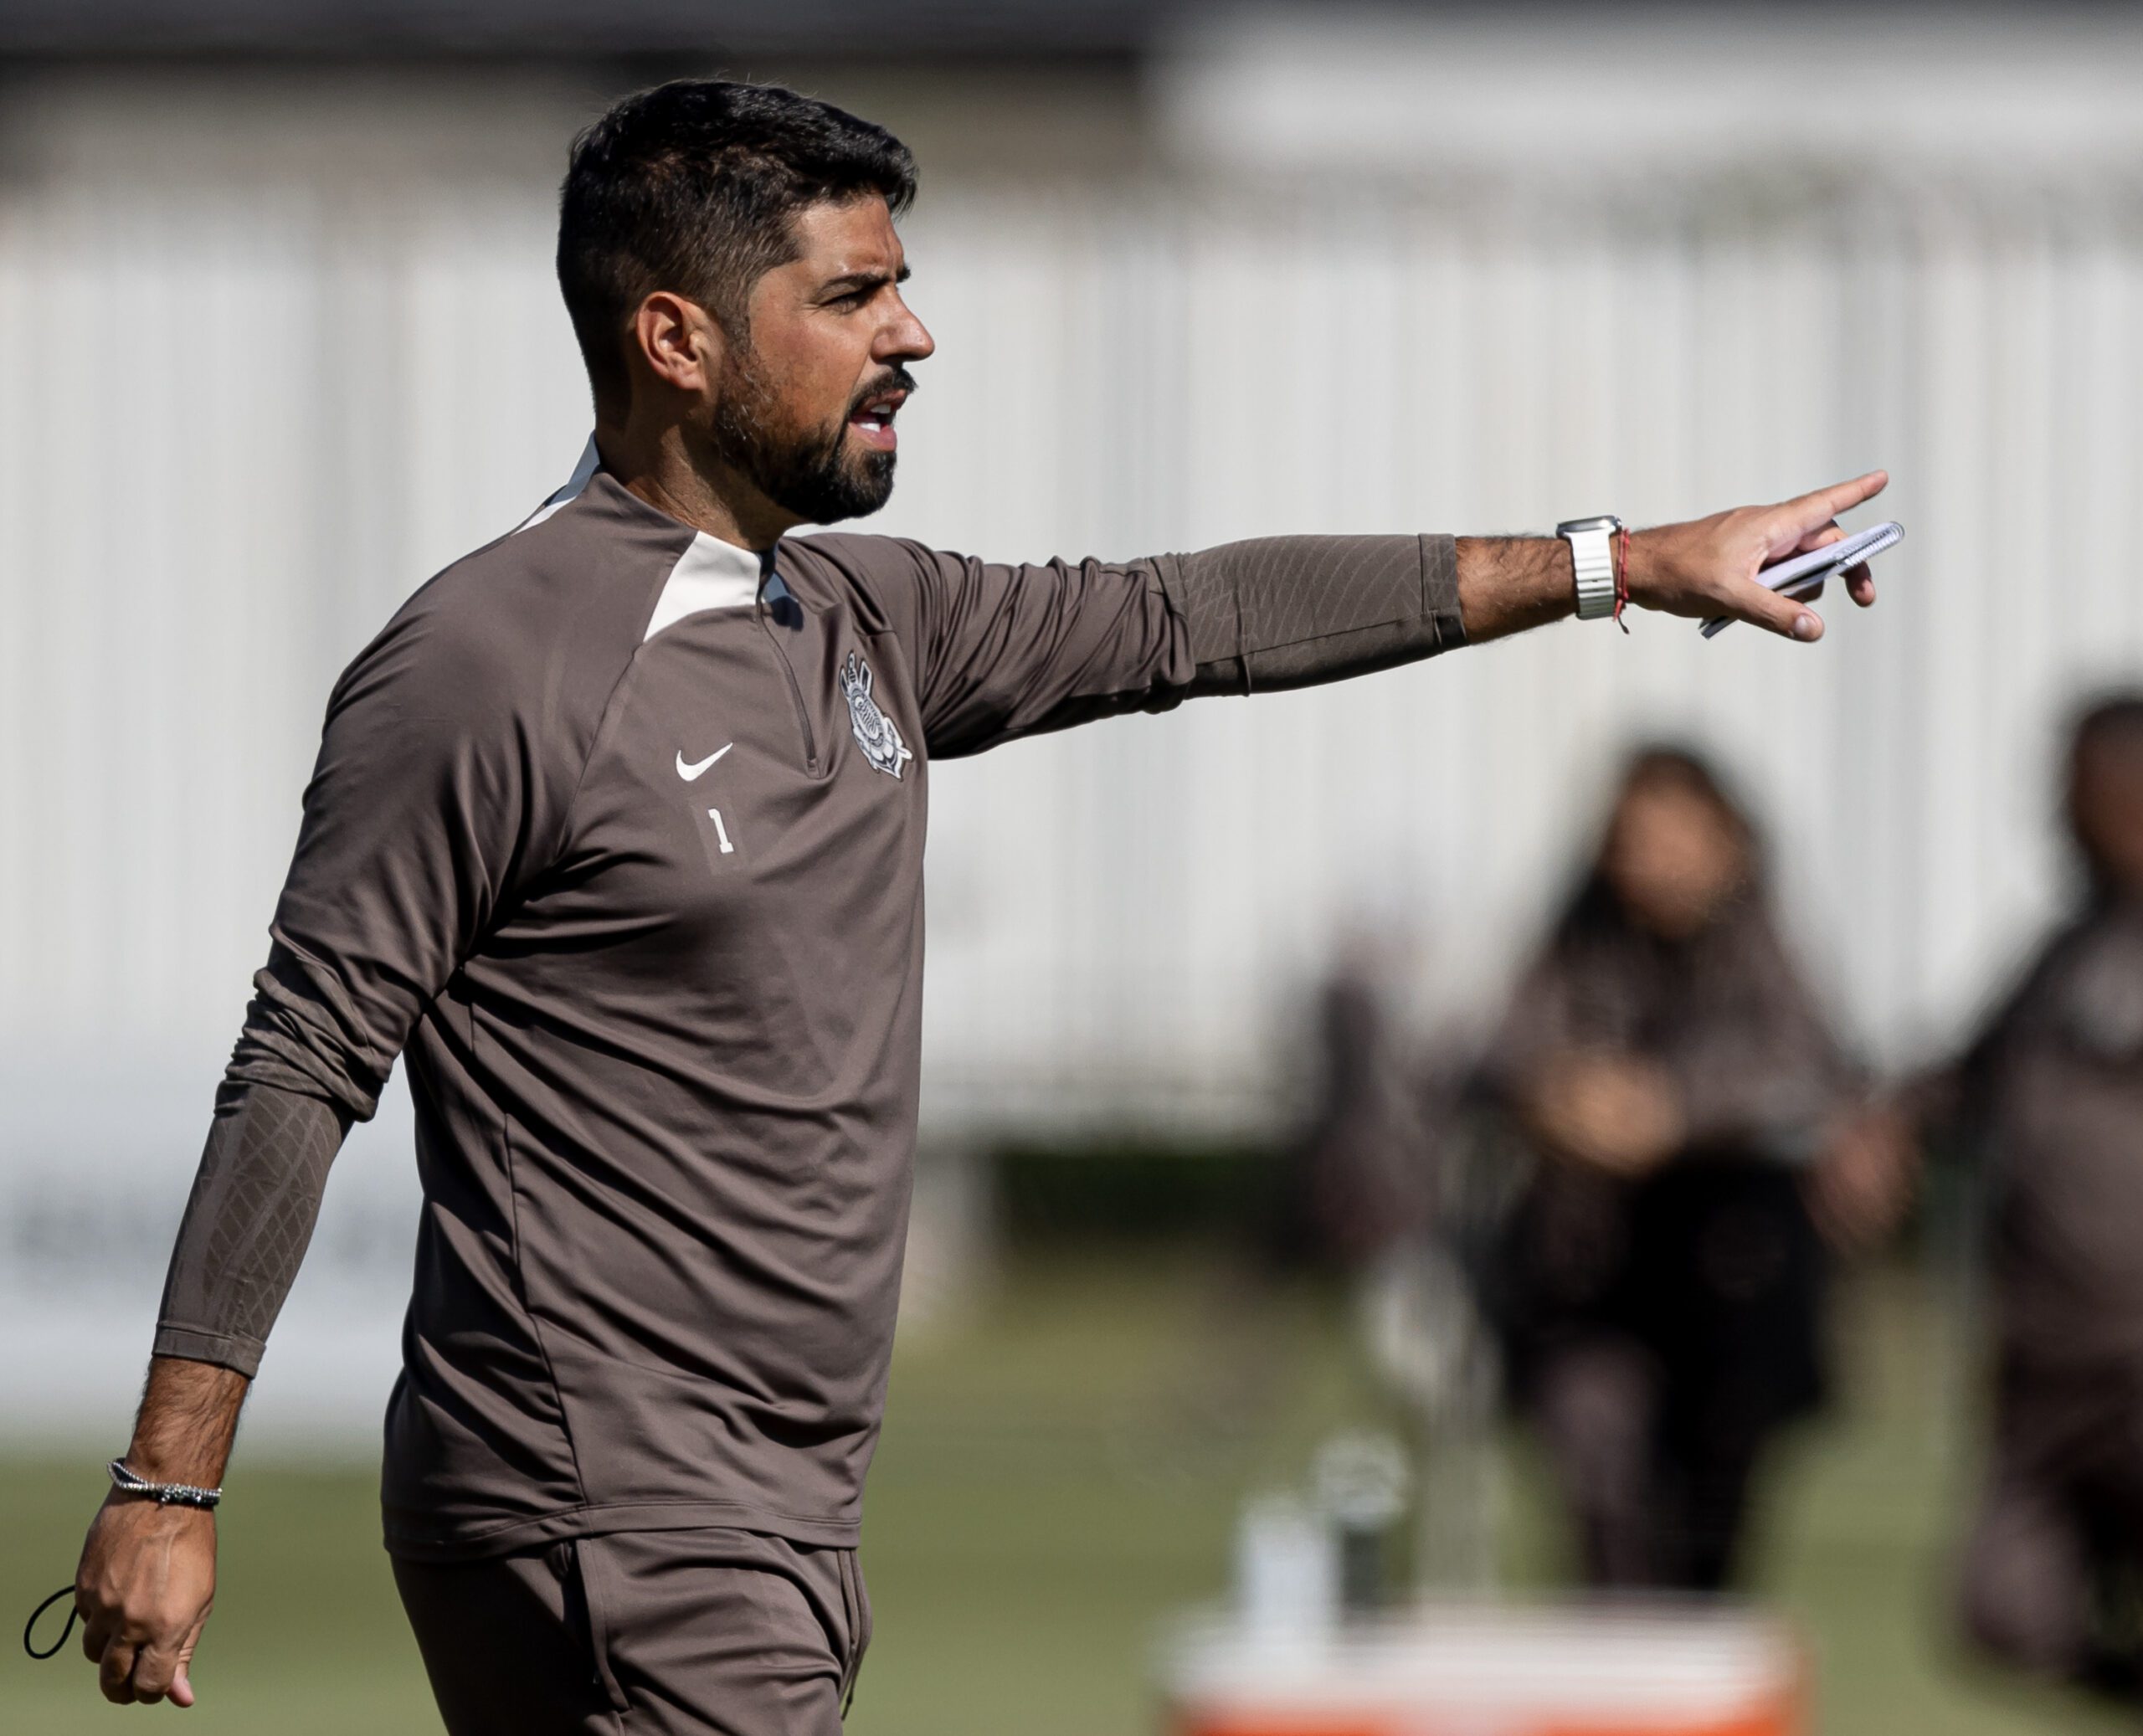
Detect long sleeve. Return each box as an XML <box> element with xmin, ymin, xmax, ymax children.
<box><xmin>151</xmin><ymin>1081</ymin><xmax>350</xmax><ymax>1376</ymax></box>
<box><xmin>226</xmin><ymin>603</ymin><xmax>552</xmax><ymax>1118</ymax></box>
<box><xmin>816</xmin><ymin>531</ymin><xmax>1464</xmax><ymax>759</ymax></box>
<box><xmin>152</xmin><ymin>594</ymin><xmax>554</xmax><ymax>1374</ymax></box>
<box><xmin>1157</xmin><ymin>532</ymin><xmax>1464</xmax><ymax>696</ymax></box>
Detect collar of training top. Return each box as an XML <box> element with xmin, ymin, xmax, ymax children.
<box><xmin>518</xmin><ymin>435</ymin><xmax>784</xmax><ymax>643</ymax></box>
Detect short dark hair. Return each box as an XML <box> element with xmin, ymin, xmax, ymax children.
<box><xmin>558</xmin><ymin>80</ymin><xmax>917</xmax><ymax>409</ymax></box>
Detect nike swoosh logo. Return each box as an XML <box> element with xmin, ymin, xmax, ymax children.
<box><xmin>676</xmin><ymin>743</ymin><xmax>733</xmax><ymax>782</ymax></box>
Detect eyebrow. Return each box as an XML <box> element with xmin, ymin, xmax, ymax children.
<box><xmin>821</xmin><ymin>265</ymin><xmax>910</xmax><ymax>295</ymax></box>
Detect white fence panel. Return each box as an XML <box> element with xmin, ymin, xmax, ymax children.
<box><xmin>0</xmin><ymin>57</ymin><xmax>2139</xmax><ymax>1436</ymax></box>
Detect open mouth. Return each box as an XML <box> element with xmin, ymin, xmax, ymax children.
<box><xmin>847</xmin><ymin>386</ymin><xmax>907</xmax><ymax>450</ymax></box>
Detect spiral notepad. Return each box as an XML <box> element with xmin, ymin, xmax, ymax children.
<box><xmin>1701</xmin><ymin>520</ymin><xmax>1903</xmax><ymax>639</ymax></box>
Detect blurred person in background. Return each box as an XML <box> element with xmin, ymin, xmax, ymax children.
<box><xmin>1478</xmin><ymin>747</ymin><xmax>1909</xmax><ymax>1591</ymax></box>
<box><xmin>1281</xmin><ymin>929</ymin><xmax>1436</xmax><ymax>1273</ymax></box>
<box><xmin>58</xmin><ymin>75</ymin><xmax>1887</xmax><ymax>1733</ymax></box>
<box><xmin>1913</xmin><ymin>695</ymin><xmax>2143</xmax><ymax>1703</ymax></box>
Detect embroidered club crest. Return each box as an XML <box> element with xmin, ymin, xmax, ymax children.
<box><xmin>840</xmin><ymin>651</ymin><xmax>913</xmax><ymax>780</ymax></box>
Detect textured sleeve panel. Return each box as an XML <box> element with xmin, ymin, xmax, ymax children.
<box><xmin>1155</xmin><ymin>532</ymin><xmax>1465</xmax><ymax>696</ymax></box>
<box><xmin>152</xmin><ymin>1081</ymin><xmax>351</xmax><ymax>1378</ymax></box>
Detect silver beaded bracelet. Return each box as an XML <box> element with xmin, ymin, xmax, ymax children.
<box><xmin>107</xmin><ymin>1458</ymin><xmax>221</xmax><ymax>1511</ymax></box>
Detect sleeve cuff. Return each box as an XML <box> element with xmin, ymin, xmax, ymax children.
<box><xmin>152</xmin><ymin>1325</ymin><xmax>265</xmax><ymax>1380</ymax></box>
<box><xmin>1421</xmin><ymin>533</ymin><xmax>1465</xmax><ymax>649</ymax></box>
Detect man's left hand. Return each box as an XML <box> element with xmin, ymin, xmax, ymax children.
<box><xmin>1628</xmin><ymin>470</ymin><xmax>1889</xmax><ymax>640</ymax></box>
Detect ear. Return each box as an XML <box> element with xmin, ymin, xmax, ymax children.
<box><xmin>630</xmin><ymin>291</ymin><xmax>722</xmax><ymax>397</ymax></box>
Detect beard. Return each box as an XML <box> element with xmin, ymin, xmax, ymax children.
<box><xmin>708</xmin><ymin>352</ymin><xmax>912</xmax><ymax>526</ymax></box>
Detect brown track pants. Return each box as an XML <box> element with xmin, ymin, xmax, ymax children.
<box><xmin>392</xmin><ymin>1528</ymin><xmax>871</xmax><ymax>1736</ymax></box>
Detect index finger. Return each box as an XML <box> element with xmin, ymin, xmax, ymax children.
<box><xmin>99</xmin><ymin>1633</ymin><xmax>139</xmax><ymax>1704</ymax></box>
<box><xmin>1775</xmin><ymin>470</ymin><xmax>1888</xmax><ymax>538</ymax></box>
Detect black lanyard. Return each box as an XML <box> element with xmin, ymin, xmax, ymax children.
<box><xmin>23</xmin><ymin>1584</ymin><xmax>79</xmax><ymax>1659</ymax></box>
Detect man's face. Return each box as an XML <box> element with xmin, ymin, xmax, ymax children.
<box><xmin>708</xmin><ymin>195</ymin><xmax>934</xmax><ymax>527</ymax></box>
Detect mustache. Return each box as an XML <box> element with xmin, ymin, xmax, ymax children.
<box><xmin>848</xmin><ymin>367</ymin><xmax>919</xmax><ymax>414</ymax></box>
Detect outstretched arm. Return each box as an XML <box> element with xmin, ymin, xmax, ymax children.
<box><xmin>839</xmin><ymin>470</ymin><xmax>1888</xmax><ymax>758</ymax></box>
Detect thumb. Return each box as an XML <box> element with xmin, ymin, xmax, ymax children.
<box><xmin>168</xmin><ymin>1617</ymin><xmax>208</xmax><ymax>1709</ymax></box>
<box><xmin>1719</xmin><ymin>570</ymin><xmax>1824</xmax><ymax>642</ymax></box>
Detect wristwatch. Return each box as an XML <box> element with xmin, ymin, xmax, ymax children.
<box><xmin>1556</xmin><ymin>515</ymin><xmax>1623</xmax><ymax>621</ymax></box>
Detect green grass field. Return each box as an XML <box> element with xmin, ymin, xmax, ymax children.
<box><xmin>3</xmin><ymin>1253</ymin><xmax>2126</xmax><ymax>1734</ymax></box>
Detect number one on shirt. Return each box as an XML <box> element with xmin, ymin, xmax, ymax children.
<box><xmin>707</xmin><ymin>809</ymin><xmax>736</xmax><ymax>855</ymax></box>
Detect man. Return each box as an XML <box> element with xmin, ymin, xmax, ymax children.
<box><xmin>1932</xmin><ymin>696</ymin><xmax>2143</xmax><ymax>1701</ymax></box>
<box><xmin>69</xmin><ymin>79</ymin><xmax>1882</xmax><ymax>1732</ymax></box>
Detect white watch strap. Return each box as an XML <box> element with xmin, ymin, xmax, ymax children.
<box><xmin>1560</xmin><ymin>519</ymin><xmax>1619</xmax><ymax>621</ymax></box>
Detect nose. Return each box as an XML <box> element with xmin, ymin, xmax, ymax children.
<box><xmin>877</xmin><ymin>293</ymin><xmax>934</xmax><ymax>366</ymax></box>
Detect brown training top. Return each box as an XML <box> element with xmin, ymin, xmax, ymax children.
<box><xmin>152</xmin><ymin>461</ymin><xmax>1463</xmax><ymax>1560</ymax></box>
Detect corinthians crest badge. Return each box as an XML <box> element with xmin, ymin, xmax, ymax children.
<box><xmin>840</xmin><ymin>651</ymin><xmax>913</xmax><ymax>780</ymax></box>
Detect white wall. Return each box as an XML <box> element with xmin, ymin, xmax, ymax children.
<box><xmin>3</xmin><ymin>18</ymin><xmax>2142</xmax><ymax>1437</ymax></box>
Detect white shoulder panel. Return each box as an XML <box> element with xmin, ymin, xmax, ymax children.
<box><xmin>643</xmin><ymin>532</ymin><xmax>768</xmax><ymax>642</ymax></box>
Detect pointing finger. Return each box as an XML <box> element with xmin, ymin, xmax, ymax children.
<box><xmin>1776</xmin><ymin>470</ymin><xmax>1888</xmax><ymax>538</ymax></box>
